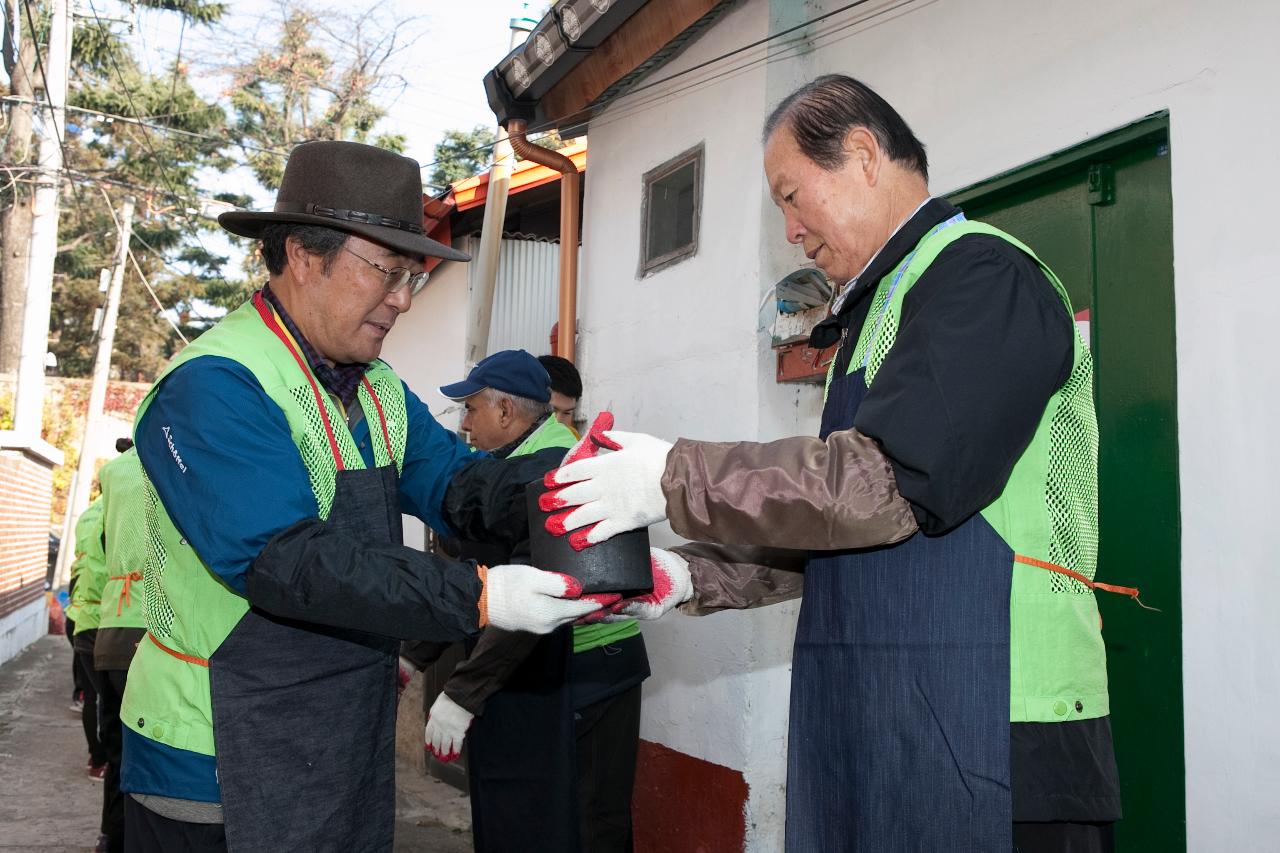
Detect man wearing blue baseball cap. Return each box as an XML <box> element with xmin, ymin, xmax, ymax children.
<box><xmin>419</xmin><ymin>349</ymin><xmax>651</xmax><ymax>853</ymax></box>
<box><xmin>440</xmin><ymin>350</ymin><xmax>560</xmax><ymax>452</ymax></box>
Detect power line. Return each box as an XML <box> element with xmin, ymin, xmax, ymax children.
<box><xmin>84</xmin><ymin>0</ymin><xmax>225</xmax><ymax>276</ymax></box>
<box><xmin>94</xmin><ymin>183</ymin><xmax>189</xmax><ymax>344</ymax></box>
<box><xmin>165</xmin><ymin>16</ymin><xmax>187</xmax><ymax>119</ymax></box>
<box><xmin>18</xmin><ymin>0</ymin><xmax>72</xmax><ymax>167</ymax></box>
<box><xmin>417</xmin><ymin>121</ymin><xmax>563</xmax><ymax>174</ymax></box>
<box><xmin>581</xmin><ymin>1</ymin><xmax>909</xmax><ymax>135</ymax></box>
<box><xmin>4</xmin><ymin>163</ymin><xmax>242</xmax><ymax>212</ymax></box>
<box><xmin>19</xmin><ymin>0</ymin><xmax>99</xmax><ymax>232</ymax></box>
<box><xmin>132</xmin><ymin>229</ymin><xmax>232</xmax><ymax>288</ymax></box>
<box><xmin>129</xmin><ymin>247</ymin><xmax>190</xmax><ymax>344</ymax></box>
<box><xmin>1</xmin><ymin>95</ymin><xmax>290</xmax><ymax>157</ymax></box>
<box><xmin>415</xmin><ymin>0</ymin><xmax>879</xmax><ymax>175</ymax></box>
<box><xmin>65</xmin><ymin>168</ymin><xmax>240</xmax><ymax>212</ymax></box>
<box><xmin>621</xmin><ymin>0</ymin><xmax>872</xmax><ymax>101</ymax></box>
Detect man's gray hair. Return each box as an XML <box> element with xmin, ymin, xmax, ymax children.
<box><xmin>763</xmin><ymin>74</ymin><xmax>929</xmax><ymax>180</ymax></box>
<box><xmin>478</xmin><ymin>387</ymin><xmax>551</xmax><ymax>422</ymax></box>
<box><xmin>259</xmin><ymin>223</ymin><xmax>349</xmax><ymax>275</ymax></box>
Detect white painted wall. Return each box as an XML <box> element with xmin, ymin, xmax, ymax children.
<box><xmin>381</xmin><ymin>257</ymin><xmax>470</xmax><ymax>550</ymax></box>
<box><xmin>578</xmin><ymin>0</ymin><xmax>1280</xmax><ymax>847</ymax></box>
<box><xmin>577</xmin><ymin>2</ymin><xmax>804</xmax><ymax>848</ymax></box>
<box><xmin>0</xmin><ymin>597</ymin><xmax>47</xmax><ymax>668</ymax></box>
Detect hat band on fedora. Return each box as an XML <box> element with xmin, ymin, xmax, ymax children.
<box><xmin>273</xmin><ymin>202</ymin><xmax>425</xmax><ymax>235</ymax></box>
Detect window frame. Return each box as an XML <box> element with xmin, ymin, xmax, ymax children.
<box><xmin>638</xmin><ymin>143</ymin><xmax>704</xmax><ymax>277</ymax></box>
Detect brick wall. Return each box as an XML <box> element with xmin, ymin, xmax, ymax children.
<box><xmin>0</xmin><ymin>448</ymin><xmax>55</xmax><ymax>620</ymax></box>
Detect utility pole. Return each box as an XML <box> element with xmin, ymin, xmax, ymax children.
<box><xmin>12</xmin><ymin>0</ymin><xmax>70</xmax><ymax>441</ymax></box>
<box><xmin>55</xmin><ymin>194</ymin><xmax>133</xmax><ymax>589</ymax></box>
<box><xmin>1</xmin><ymin>1</ymin><xmax>39</xmax><ymax>373</ymax></box>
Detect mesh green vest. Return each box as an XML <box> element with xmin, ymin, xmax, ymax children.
<box><xmin>830</xmin><ymin>221</ymin><xmax>1107</xmax><ymax>724</ymax></box>
<box><xmin>506</xmin><ymin>417</ymin><xmax>642</xmax><ymax>652</ymax></box>
<box><xmin>98</xmin><ymin>449</ymin><xmax>149</xmax><ymax>630</ymax></box>
<box><xmin>67</xmin><ymin>498</ymin><xmax>107</xmax><ymax>631</ymax></box>
<box><xmin>120</xmin><ymin>296</ymin><xmax>409</xmax><ymax>757</ymax></box>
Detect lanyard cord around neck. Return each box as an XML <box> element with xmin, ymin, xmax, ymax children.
<box><xmin>251</xmin><ymin>291</ymin><xmax>395</xmax><ymax>468</ymax></box>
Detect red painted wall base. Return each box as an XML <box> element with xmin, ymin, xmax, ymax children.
<box><xmin>632</xmin><ymin>739</ymin><xmax>749</xmax><ymax>853</ymax></box>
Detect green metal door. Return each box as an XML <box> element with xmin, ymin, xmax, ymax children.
<box><xmin>951</xmin><ymin>115</ymin><xmax>1183</xmax><ymax>850</ymax></box>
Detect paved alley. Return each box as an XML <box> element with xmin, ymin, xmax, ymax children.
<box><xmin>0</xmin><ymin>636</ymin><xmax>473</xmax><ymax>852</ymax></box>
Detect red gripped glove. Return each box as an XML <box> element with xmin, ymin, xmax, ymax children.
<box><xmin>425</xmin><ymin>693</ymin><xmax>473</xmax><ymax>763</ymax></box>
<box><xmin>539</xmin><ymin>413</ymin><xmax>672</xmax><ymax>551</ymax></box>
<box><xmin>396</xmin><ymin>658</ymin><xmax>414</xmax><ymax>704</ymax></box>
<box><xmin>540</xmin><ymin>413</ymin><xmax>672</xmax><ymax>552</ymax></box>
<box><xmin>540</xmin><ymin>413</ymin><xmax>622</xmax><ymax>550</ymax></box>
<box><xmin>577</xmin><ymin>548</ymin><xmax>693</xmax><ymax>624</ymax></box>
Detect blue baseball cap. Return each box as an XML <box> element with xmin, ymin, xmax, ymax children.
<box><xmin>439</xmin><ymin>349</ymin><xmax>552</xmax><ymax>403</ymax></box>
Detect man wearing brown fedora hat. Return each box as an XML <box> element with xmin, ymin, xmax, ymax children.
<box><xmin>117</xmin><ymin>140</ymin><xmax>610</xmax><ymax>853</ymax></box>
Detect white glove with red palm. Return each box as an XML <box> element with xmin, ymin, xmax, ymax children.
<box><xmin>579</xmin><ymin>548</ymin><xmax>693</xmax><ymax>624</ymax></box>
<box><xmin>424</xmin><ymin>692</ymin><xmax>473</xmax><ymax>763</ymax></box>
<box><xmin>482</xmin><ymin>565</ymin><xmax>608</xmax><ymax>633</ymax></box>
<box><xmin>541</xmin><ymin>413</ymin><xmax>672</xmax><ymax>549</ymax></box>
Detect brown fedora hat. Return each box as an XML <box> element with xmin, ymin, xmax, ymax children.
<box><xmin>218</xmin><ymin>140</ymin><xmax>470</xmax><ymax>262</ymax></box>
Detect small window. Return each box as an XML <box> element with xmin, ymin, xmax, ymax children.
<box><xmin>639</xmin><ymin>144</ymin><xmax>703</xmax><ymax>276</ymax></box>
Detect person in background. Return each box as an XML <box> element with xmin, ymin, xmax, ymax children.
<box><xmin>66</xmin><ymin>563</ymin><xmax>90</xmax><ymax>715</ymax></box>
<box><xmin>92</xmin><ymin>438</ymin><xmax>145</xmax><ymax>853</ymax></box>
<box><xmin>65</xmin><ymin>496</ymin><xmax>108</xmax><ymax>788</ymax></box>
<box><xmin>418</xmin><ymin>350</ymin><xmax>649</xmax><ymax>852</ymax></box>
<box><xmin>538</xmin><ymin>354</ymin><xmax>582</xmax><ymax>435</ymax></box>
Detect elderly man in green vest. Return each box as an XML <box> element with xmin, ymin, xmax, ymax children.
<box><xmin>540</xmin><ymin>75</ymin><xmax>1124</xmax><ymax>853</ymax></box>
<box><xmin>405</xmin><ymin>350</ymin><xmax>650</xmax><ymax>852</ymax></box>
<box><xmin>120</xmin><ymin>140</ymin><xmax>606</xmax><ymax>853</ymax></box>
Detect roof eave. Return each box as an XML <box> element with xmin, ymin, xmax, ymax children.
<box><xmin>485</xmin><ymin>0</ymin><xmax>732</xmax><ymax>131</ymax></box>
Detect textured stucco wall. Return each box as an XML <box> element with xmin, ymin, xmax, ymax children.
<box><xmin>577</xmin><ymin>1</ymin><xmax>802</xmax><ymax>847</ymax></box>
<box><xmin>381</xmin><ymin>256</ymin><xmax>470</xmax><ymax>551</ymax></box>
<box><xmin>580</xmin><ymin>0</ymin><xmax>1280</xmax><ymax>847</ymax></box>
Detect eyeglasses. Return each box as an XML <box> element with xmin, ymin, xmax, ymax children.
<box><xmin>343</xmin><ymin>247</ymin><xmax>430</xmax><ymax>296</ymax></box>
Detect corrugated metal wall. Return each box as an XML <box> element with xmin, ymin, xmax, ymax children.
<box><xmin>463</xmin><ymin>235</ymin><xmax>574</xmax><ymax>357</ymax></box>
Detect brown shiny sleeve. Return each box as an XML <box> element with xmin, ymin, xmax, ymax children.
<box><xmin>661</xmin><ymin>428</ymin><xmax>919</xmax><ymax>551</ymax></box>
<box><xmin>440</xmin><ymin>628</ymin><xmax>541</xmax><ymax>716</ymax></box>
<box><xmin>670</xmin><ymin>542</ymin><xmax>807</xmax><ymax>615</ymax></box>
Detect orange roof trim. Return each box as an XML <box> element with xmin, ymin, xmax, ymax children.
<box><xmin>419</xmin><ymin>193</ymin><xmax>458</xmax><ymax>274</ymax></box>
<box><xmin>451</xmin><ymin>140</ymin><xmax>587</xmax><ymax>212</ymax></box>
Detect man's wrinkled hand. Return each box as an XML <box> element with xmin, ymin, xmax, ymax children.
<box><xmin>425</xmin><ymin>693</ymin><xmax>473</xmax><ymax>763</ymax></box>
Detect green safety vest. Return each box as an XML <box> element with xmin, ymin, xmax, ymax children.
<box><xmin>97</xmin><ymin>448</ymin><xmax>148</xmax><ymax>630</ymax></box>
<box><xmin>828</xmin><ymin>221</ymin><xmax>1108</xmax><ymax>723</ymax></box>
<box><xmin>120</xmin><ymin>295</ymin><xmax>409</xmax><ymax>758</ymax></box>
<box><xmin>67</xmin><ymin>498</ymin><xmax>107</xmax><ymax>631</ymax></box>
<box><xmin>505</xmin><ymin>416</ymin><xmax>640</xmax><ymax>653</ymax></box>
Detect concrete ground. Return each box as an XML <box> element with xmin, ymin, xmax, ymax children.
<box><xmin>0</xmin><ymin>635</ymin><xmax>473</xmax><ymax>852</ymax></box>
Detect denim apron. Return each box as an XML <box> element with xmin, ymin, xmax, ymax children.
<box><xmin>466</xmin><ymin>628</ymin><xmax>579</xmax><ymax>853</ymax></box>
<box><xmin>208</xmin><ymin>342</ymin><xmax>406</xmax><ymax>851</ymax></box>
<box><xmin>786</xmin><ymin>217</ymin><xmax>1012</xmax><ymax>852</ymax></box>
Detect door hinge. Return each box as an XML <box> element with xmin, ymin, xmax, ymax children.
<box><xmin>1087</xmin><ymin>163</ymin><xmax>1115</xmax><ymax>206</ymax></box>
